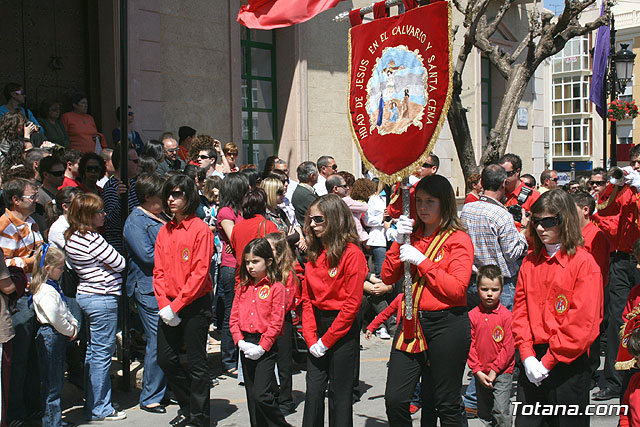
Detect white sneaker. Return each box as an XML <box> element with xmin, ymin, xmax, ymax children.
<box><xmin>103</xmin><ymin>410</ymin><xmax>127</xmax><ymax>421</ymax></box>
<box><xmin>376</xmin><ymin>326</ymin><xmax>391</xmax><ymax>340</ymax></box>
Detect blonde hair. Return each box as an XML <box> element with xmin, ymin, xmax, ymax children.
<box><xmin>265</xmin><ymin>232</ymin><xmax>297</xmax><ymax>285</ymax></box>
<box><xmin>223</xmin><ymin>142</ymin><xmax>238</xmax><ymax>155</ymax></box>
<box><xmin>259</xmin><ymin>177</ymin><xmax>284</xmax><ymax>210</ymax></box>
<box><xmin>64</xmin><ymin>193</ymin><xmax>103</xmax><ymax>241</ymax></box>
<box><xmin>30</xmin><ymin>245</ymin><xmax>66</xmax><ymax>295</ymax></box>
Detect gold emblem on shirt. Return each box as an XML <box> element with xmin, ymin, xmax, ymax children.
<box><xmin>555</xmin><ymin>294</ymin><xmax>568</xmax><ymax>314</ymax></box>
<box><xmin>258</xmin><ymin>284</ymin><xmax>270</xmax><ymax>300</ymax></box>
<box><xmin>328</xmin><ymin>267</ymin><xmax>339</xmax><ymax>278</ymax></box>
<box><xmin>182</xmin><ymin>248</ymin><xmax>190</xmax><ymax>262</ymax></box>
<box><xmin>492</xmin><ymin>325</ymin><xmax>504</xmax><ymax>343</ymax></box>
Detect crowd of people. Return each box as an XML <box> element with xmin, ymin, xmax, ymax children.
<box><xmin>2</xmin><ymin>81</ymin><xmax>640</xmax><ymax>427</ymax></box>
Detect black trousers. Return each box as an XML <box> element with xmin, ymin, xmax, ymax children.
<box><xmin>385</xmin><ymin>307</ymin><xmax>470</xmax><ymax>427</ymax></box>
<box><xmin>515</xmin><ymin>345</ymin><xmax>590</xmax><ymax>427</ymax></box>
<box><xmin>275</xmin><ymin>313</ymin><xmax>294</xmax><ymax>408</ymax></box>
<box><xmin>302</xmin><ymin>310</ymin><xmax>359</xmax><ymax>427</ymax></box>
<box><xmin>157</xmin><ymin>295</ymin><xmax>212</xmax><ymax>427</ymax></box>
<box><xmin>603</xmin><ymin>256</ymin><xmax>639</xmax><ymax>393</ymax></box>
<box><xmin>242</xmin><ymin>333</ymin><xmax>288</xmax><ymax>427</ymax></box>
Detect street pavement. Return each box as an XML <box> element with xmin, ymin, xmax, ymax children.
<box><xmin>59</xmin><ymin>333</ymin><xmax>622</xmax><ymax>426</ymax></box>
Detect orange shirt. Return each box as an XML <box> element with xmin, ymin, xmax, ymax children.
<box><xmin>381</xmin><ymin>228</ymin><xmax>473</xmax><ymax>311</ymax></box>
<box><xmin>60</xmin><ymin>112</ymin><xmax>106</xmax><ymax>154</ymax></box>
<box><xmin>512</xmin><ymin>246</ymin><xmax>603</xmax><ymax>370</ymax></box>
<box><xmin>153</xmin><ymin>215</ymin><xmax>214</xmax><ymax>313</ymax></box>
<box><xmin>301</xmin><ymin>243</ymin><xmax>368</xmax><ymax>349</ymax></box>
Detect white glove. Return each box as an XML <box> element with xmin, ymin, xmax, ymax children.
<box><xmin>623</xmin><ymin>168</ymin><xmax>640</xmax><ymax>190</ymax></box>
<box><xmin>395</xmin><ymin>215</ymin><xmax>414</xmax><ymax>241</ymax></box>
<box><xmin>399</xmin><ymin>244</ymin><xmax>427</xmax><ymax>266</ymax></box>
<box><xmin>238</xmin><ymin>340</ymin><xmax>253</xmax><ymax>354</ymax></box>
<box><xmin>159</xmin><ymin>306</ymin><xmax>181</xmax><ymax>327</ymax></box>
<box><xmin>523</xmin><ymin>356</ymin><xmax>548</xmax><ymax>386</ymax></box>
<box><xmin>309</xmin><ymin>341</ymin><xmax>327</xmax><ymax>358</ymax></box>
<box><xmin>244</xmin><ymin>345</ymin><xmax>266</xmax><ymax>360</ymax></box>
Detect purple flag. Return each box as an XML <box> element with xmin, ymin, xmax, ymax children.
<box><xmin>589</xmin><ymin>1</ymin><xmax>610</xmax><ymax>118</ymax></box>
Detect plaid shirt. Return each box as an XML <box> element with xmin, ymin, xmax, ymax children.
<box><xmin>460</xmin><ymin>197</ymin><xmax>528</xmax><ymax>279</ymax></box>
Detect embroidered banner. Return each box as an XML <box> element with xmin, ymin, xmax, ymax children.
<box><xmin>348</xmin><ymin>1</ymin><xmax>452</xmax><ymax>183</ymax></box>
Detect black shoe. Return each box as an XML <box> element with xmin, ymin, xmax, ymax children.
<box><xmin>592</xmin><ymin>387</ymin><xmax>618</xmax><ymax>401</ymax></box>
<box><xmin>140</xmin><ymin>404</ymin><xmax>167</xmax><ymax>414</ymax></box>
<box><xmin>160</xmin><ymin>396</ymin><xmax>178</xmax><ymax>406</ymax></box>
<box><xmin>279</xmin><ymin>404</ymin><xmax>296</xmax><ymax>416</ymax></box>
<box><xmin>210</xmin><ymin>377</ymin><xmax>220</xmax><ymax>387</ymax></box>
<box><xmin>590</xmin><ymin>379</ymin><xmax>598</xmax><ymax>390</ymax></box>
<box><xmin>169</xmin><ymin>414</ymin><xmax>189</xmax><ymax>427</ymax></box>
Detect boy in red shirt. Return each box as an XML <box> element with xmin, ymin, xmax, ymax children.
<box><xmin>467</xmin><ymin>265</ymin><xmax>515</xmax><ymax>427</ymax></box>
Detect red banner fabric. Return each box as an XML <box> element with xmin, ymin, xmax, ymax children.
<box><xmin>238</xmin><ymin>0</ymin><xmax>347</xmax><ymax>29</ymax></box>
<box><xmin>348</xmin><ymin>1</ymin><xmax>452</xmax><ymax>183</ymax></box>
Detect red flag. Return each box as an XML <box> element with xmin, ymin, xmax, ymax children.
<box><xmin>238</xmin><ymin>0</ymin><xmax>346</xmax><ymax>29</ymax></box>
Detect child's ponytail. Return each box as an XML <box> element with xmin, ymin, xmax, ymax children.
<box><xmin>31</xmin><ymin>244</ymin><xmax>66</xmax><ymax>294</ymax></box>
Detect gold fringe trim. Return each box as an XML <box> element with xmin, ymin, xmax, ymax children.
<box><xmin>616</xmin><ymin>360</ymin><xmax>637</xmax><ymax>371</ymax></box>
<box><xmin>596</xmin><ymin>185</ymin><xmax>619</xmax><ymax>211</ymax></box>
<box><xmin>347</xmin><ymin>2</ymin><xmax>454</xmax><ymax>186</ymax></box>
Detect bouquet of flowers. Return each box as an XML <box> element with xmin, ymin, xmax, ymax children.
<box><xmin>608</xmin><ymin>99</ymin><xmax>639</xmax><ymax>121</ymax></box>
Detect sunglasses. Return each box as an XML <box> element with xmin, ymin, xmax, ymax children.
<box><xmin>532</xmin><ymin>215</ymin><xmax>561</xmax><ymax>228</ymax></box>
<box><xmin>589</xmin><ymin>180</ymin><xmax>605</xmax><ymax>186</ymax></box>
<box><xmin>129</xmin><ymin>158</ymin><xmax>139</xmax><ymax>164</ymax></box>
<box><xmin>226</xmin><ymin>152</ymin><xmax>238</xmax><ymax>157</ymax></box>
<box><xmin>166</xmin><ymin>148</ymin><xmax>179</xmax><ymax>153</ymax></box>
<box><xmin>550</xmin><ymin>177</ymin><xmax>559</xmax><ymax>182</ymax></box>
<box><xmin>310</xmin><ymin>215</ymin><xmax>325</xmax><ymax>224</ymax></box>
<box><xmin>276</xmin><ymin>189</ymin><xmax>284</xmax><ymax>196</ymax></box>
<box><xmin>47</xmin><ymin>170</ymin><xmax>64</xmax><ymax>177</ymax></box>
<box><xmin>331</xmin><ymin>164</ymin><xmax>338</xmax><ymax>170</ymax></box>
<box><xmin>85</xmin><ymin>166</ymin><xmax>101</xmax><ymax>173</ymax></box>
<box><xmin>21</xmin><ymin>193</ymin><xmax>38</xmax><ymax>201</ymax></box>
<box><xmin>198</xmin><ymin>155</ymin><xmax>211</xmax><ymax>160</ymax></box>
<box><xmin>96</xmin><ymin>209</ymin><xmax>105</xmax><ymax>215</ymax></box>
<box><xmin>127</xmin><ymin>111</ymin><xmax>134</xmax><ymax>116</ymax></box>
<box><xmin>505</xmin><ymin>170</ymin><xmax>518</xmax><ymax>177</ymax></box>
<box><xmin>13</xmin><ymin>90</ymin><xmax>24</xmax><ymax>96</ymax></box>
<box><xmin>169</xmin><ymin>190</ymin><xmax>185</xmax><ymax>199</ymax></box>
<box><xmin>422</xmin><ymin>162</ymin><xmax>435</xmax><ymax>168</ymax></box>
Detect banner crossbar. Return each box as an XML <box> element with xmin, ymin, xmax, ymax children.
<box><xmin>333</xmin><ymin>0</ymin><xmax>404</xmax><ymax>22</ymax></box>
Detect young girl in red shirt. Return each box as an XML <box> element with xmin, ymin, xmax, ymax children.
<box><xmin>229</xmin><ymin>237</ymin><xmax>288</xmax><ymax>427</ymax></box>
<box><xmin>512</xmin><ymin>189</ymin><xmax>603</xmax><ymax>426</ymax></box>
<box><xmin>265</xmin><ymin>232</ymin><xmax>301</xmax><ymax>415</ymax></box>
<box><xmin>301</xmin><ymin>194</ymin><xmax>369</xmax><ymax>426</ymax></box>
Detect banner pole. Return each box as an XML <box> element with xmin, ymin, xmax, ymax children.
<box><xmin>401</xmin><ymin>178</ymin><xmax>413</xmax><ymax>320</ymax></box>
<box><xmin>333</xmin><ymin>0</ymin><xmax>403</xmax><ymax>22</ymax></box>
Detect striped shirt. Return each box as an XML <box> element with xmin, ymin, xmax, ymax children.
<box><xmin>102</xmin><ymin>176</ymin><xmax>139</xmax><ymax>254</ymax></box>
<box><xmin>460</xmin><ymin>198</ymin><xmax>528</xmax><ymax>279</ymax></box>
<box><xmin>65</xmin><ymin>231</ymin><xmax>126</xmax><ymax>295</ymax></box>
<box><xmin>0</xmin><ymin>209</ymin><xmax>43</xmax><ymax>274</ymax></box>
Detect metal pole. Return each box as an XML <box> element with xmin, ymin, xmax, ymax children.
<box><xmin>333</xmin><ymin>0</ymin><xmax>404</xmax><ymax>22</ymax></box>
<box><xmin>401</xmin><ymin>179</ymin><xmax>413</xmax><ymax>319</ymax></box>
<box><xmin>609</xmin><ymin>15</ymin><xmax>618</xmax><ymax>167</ymax></box>
<box><xmin>119</xmin><ymin>0</ymin><xmax>131</xmax><ymax>391</ymax></box>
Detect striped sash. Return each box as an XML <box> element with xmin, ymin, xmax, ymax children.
<box><xmin>394</xmin><ymin>229</ymin><xmax>453</xmax><ymax>353</ymax></box>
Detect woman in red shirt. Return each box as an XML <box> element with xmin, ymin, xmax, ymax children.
<box><xmin>382</xmin><ymin>175</ymin><xmax>474</xmax><ymax>426</ymax></box>
<box><xmin>512</xmin><ymin>189</ymin><xmax>602</xmax><ymax>426</ymax></box>
<box><xmin>301</xmin><ymin>194</ymin><xmax>369</xmax><ymax>426</ymax></box>
<box><xmin>154</xmin><ymin>174</ymin><xmax>214</xmax><ymax>427</ymax></box>
<box><xmin>230</xmin><ymin>238</ymin><xmax>288</xmax><ymax>427</ymax></box>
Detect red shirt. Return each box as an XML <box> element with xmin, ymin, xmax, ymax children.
<box><xmin>59</xmin><ymin>176</ymin><xmax>80</xmax><ymax>190</ymax></box>
<box><xmin>230</xmin><ymin>214</ymin><xmax>278</xmax><ymax>264</ymax></box>
<box><xmin>229</xmin><ymin>276</ymin><xmax>285</xmax><ymax>351</ymax></box>
<box><xmin>387</xmin><ymin>182</ymin><xmax>417</xmax><ymax>219</ymax></box>
<box><xmin>464</xmin><ymin>193</ymin><xmax>479</xmax><ymax>204</ymax></box>
<box><xmin>582</xmin><ymin>221</ymin><xmax>610</xmax><ymax>286</ymax></box>
<box><xmin>621</xmin><ymin>371</ymin><xmax>640</xmax><ymax>427</ymax></box>
<box><xmin>366</xmin><ymin>293</ymin><xmax>403</xmax><ymax>332</ymax></box>
<box><xmin>614</xmin><ymin>185</ymin><xmax>640</xmax><ymax>253</ymax></box>
<box><xmin>468</xmin><ymin>303</ymin><xmax>515</xmax><ymax>375</ymax></box>
<box><xmin>512</xmin><ymin>246</ymin><xmax>603</xmax><ymax>370</ymax></box>
<box><xmin>623</xmin><ymin>283</ymin><xmax>640</xmax><ymax>320</ymax></box>
<box><xmin>381</xmin><ymin>228</ymin><xmax>473</xmax><ymax>311</ymax></box>
<box><xmin>505</xmin><ymin>181</ymin><xmax>540</xmax><ymax>230</ymax></box>
<box><xmin>153</xmin><ymin>215</ymin><xmax>214</xmax><ymax>313</ymax></box>
<box><xmin>592</xmin><ymin>183</ymin><xmax>624</xmax><ymax>250</ymax></box>
<box><xmin>177</xmin><ymin>145</ymin><xmax>189</xmax><ymax>162</ymax></box>
<box><xmin>283</xmin><ymin>270</ymin><xmax>301</xmax><ymax>313</ymax></box>
<box><xmin>302</xmin><ymin>243</ymin><xmax>368</xmax><ymax>349</ymax></box>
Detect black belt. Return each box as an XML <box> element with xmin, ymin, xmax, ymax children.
<box><xmin>418</xmin><ymin>306</ymin><xmax>467</xmax><ymax>319</ymax></box>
